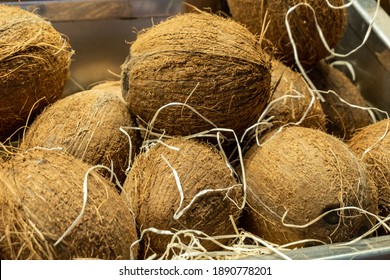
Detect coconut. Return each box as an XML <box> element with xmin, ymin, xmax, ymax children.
<box><xmin>227</xmin><ymin>0</ymin><xmax>347</xmax><ymax>68</ymax></box>
<box><xmin>122</xmin><ymin>138</ymin><xmax>243</xmax><ymax>259</ymax></box>
<box><xmin>0</xmin><ymin>149</ymin><xmax>138</xmax><ymax>260</ymax></box>
<box><xmin>0</xmin><ymin>5</ymin><xmax>73</xmax><ymax>141</ymax></box>
<box><xmin>20</xmin><ymin>89</ymin><xmax>141</xmax><ymax>185</ymax></box>
<box><xmin>307</xmin><ymin>60</ymin><xmax>373</xmax><ymax>140</ymax></box>
<box><xmin>268</xmin><ymin>58</ymin><xmax>326</xmax><ymax>130</ymax></box>
<box><xmin>121</xmin><ymin>12</ymin><xmax>271</xmax><ymax>138</ymax></box>
<box><xmin>348</xmin><ymin>119</ymin><xmax>390</xmax><ymax>219</ymax></box>
<box><xmin>241</xmin><ymin>126</ymin><xmax>378</xmax><ymax>246</ymax></box>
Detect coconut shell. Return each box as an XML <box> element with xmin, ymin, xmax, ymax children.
<box><xmin>242</xmin><ymin>126</ymin><xmax>378</xmax><ymax>246</ymax></box>
<box><xmin>0</xmin><ymin>149</ymin><xmax>138</xmax><ymax>260</ymax></box>
<box><xmin>20</xmin><ymin>89</ymin><xmax>141</xmax><ymax>185</ymax></box>
<box><xmin>0</xmin><ymin>5</ymin><xmax>73</xmax><ymax>141</ymax></box>
<box><xmin>308</xmin><ymin>60</ymin><xmax>373</xmax><ymax>140</ymax></box>
<box><xmin>348</xmin><ymin>119</ymin><xmax>390</xmax><ymax>219</ymax></box>
<box><xmin>122</xmin><ymin>138</ymin><xmax>242</xmax><ymax>259</ymax></box>
<box><xmin>227</xmin><ymin>0</ymin><xmax>347</xmax><ymax>68</ymax></box>
<box><xmin>268</xmin><ymin>58</ymin><xmax>326</xmax><ymax>129</ymax></box>
<box><xmin>121</xmin><ymin>12</ymin><xmax>271</xmax><ymax>137</ymax></box>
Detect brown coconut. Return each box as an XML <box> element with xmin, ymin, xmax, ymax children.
<box><xmin>348</xmin><ymin>119</ymin><xmax>390</xmax><ymax>219</ymax></box>
<box><xmin>121</xmin><ymin>12</ymin><xmax>271</xmax><ymax>138</ymax></box>
<box><xmin>122</xmin><ymin>138</ymin><xmax>243</xmax><ymax>259</ymax></box>
<box><xmin>268</xmin><ymin>58</ymin><xmax>326</xmax><ymax>130</ymax></box>
<box><xmin>0</xmin><ymin>149</ymin><xmax>138</xmax><ymax>260</ymax></box>
<box><xmin>242</xmin><ymin>126</ymin><xmax>378</xmax><ymax>246</ymax></box>
<box><xmin>20</xmin><ymin>89</ymin><xmax>141</xmax><ymax>185</ymax></box>
<box><xmin>307</xmin><ymin>60</ymin><xmax>373</xmax><ymax>140</ymax></box>
<box><xmin>227</xmin><ymin>0</ymin><xmax>347</xmax><ymax>68</ymax></box>
<box><xmin>0</xmin><ymin>5</ymin><xmax>73</xmax><ymax>141</ymax></box>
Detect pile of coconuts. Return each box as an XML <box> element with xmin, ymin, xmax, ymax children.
<box><xmin>1</xmin><ymin>2</ymin><xmax>389</xmax><ymax>260</ymax></box>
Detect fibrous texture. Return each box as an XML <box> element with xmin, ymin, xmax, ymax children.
<box><xmin>348</xmin><ymin>119</ymin><xmax>390</xmax><ymax>218</ymax></box>
<box><xmin>242</xmin><ymin>126</ymin><xmax>377</xmax><ymax>246</ymax></box>
<box><xmin>121</xmin><ymin>12</ymin><xmax>271</xmax><ymax>137</ymax></box>
<box><xmin>227</xmin><ymin>0</ymin><xmax>347</xmax><ymax>68</ymax></box>
<box><xmin>308</xmin><ymin>60</ymin><xmax>373</xmax><ymax>140</ymax></box>
<box><xmin>0</xmin><ymin>5</ymin><xmax>73</xmax><ymax>141</ymax></box>
<box><xmin>268</xmin><ymin>58</ymin><xmax>326</xmax><ymax>129</ymax></box>
<box><xmin>123</xmin><ymin>138</ymin><xmax>243</xmax><ymax>258</ymax></box>
<box><xmin>21</xmin><ymin>89</ymin><xmax>140</xmax><ymax>184</ymax></box>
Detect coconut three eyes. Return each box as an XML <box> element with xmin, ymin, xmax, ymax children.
<box><xmin>241</xmin><ymin>126</ymin><xmax>378</xmax><ymax>246</ymax></box>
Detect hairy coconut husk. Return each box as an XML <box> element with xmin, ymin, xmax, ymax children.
<box><xmin>122</xmin><ymin>138</ymin><xmax>243</xmax><ymax>259</ymax></box>
<box><xmin>268</xmin><ymin>58</ymin><xmax>326</xmax><ymax>129</ymax></box>
<box><xmin>241</xmin><ymin>126</ymin><xmax>378</xmax><ymax>247</ymax></box>
<box><xmin>0</xmin><ymin>138</ymin><xmax>21</xmax><ymax>164</ymax></box>
<box><xmin>227</xmin><ymin>0</ymin><xmax>347</xmax><ymax>68</ymax></box>
<box><xmin>348</xmin><ymin>119</ymin><xmax>390</xmax><ymax>220</ymax></box>
<box><xmin>121</xmin><ymin>12</ymin><xmax>271</xmax><ymax>138</ymax></box>
<box><xmin>308</xmin><ymin>60</ymin><xmax>373</xmax><ymax>140</ymax></box>
<box><xmin>92</xmin><ymin>81</ymin><xmax>148</xmax><ymax>150</ymax></box>
<box><xmin>0</xmin><ymin>5</ymin><xmax>73</xmax><ymax>142</ymax></box>
<box><xmin>0</xmin><ymin>149</ymin><xmax>138</xmax><ymax>260</ymax></box>
<box><xmin>20</xmin><ymin>89</ymin><xmax>141</xmax><ymax>185</ymax></box>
